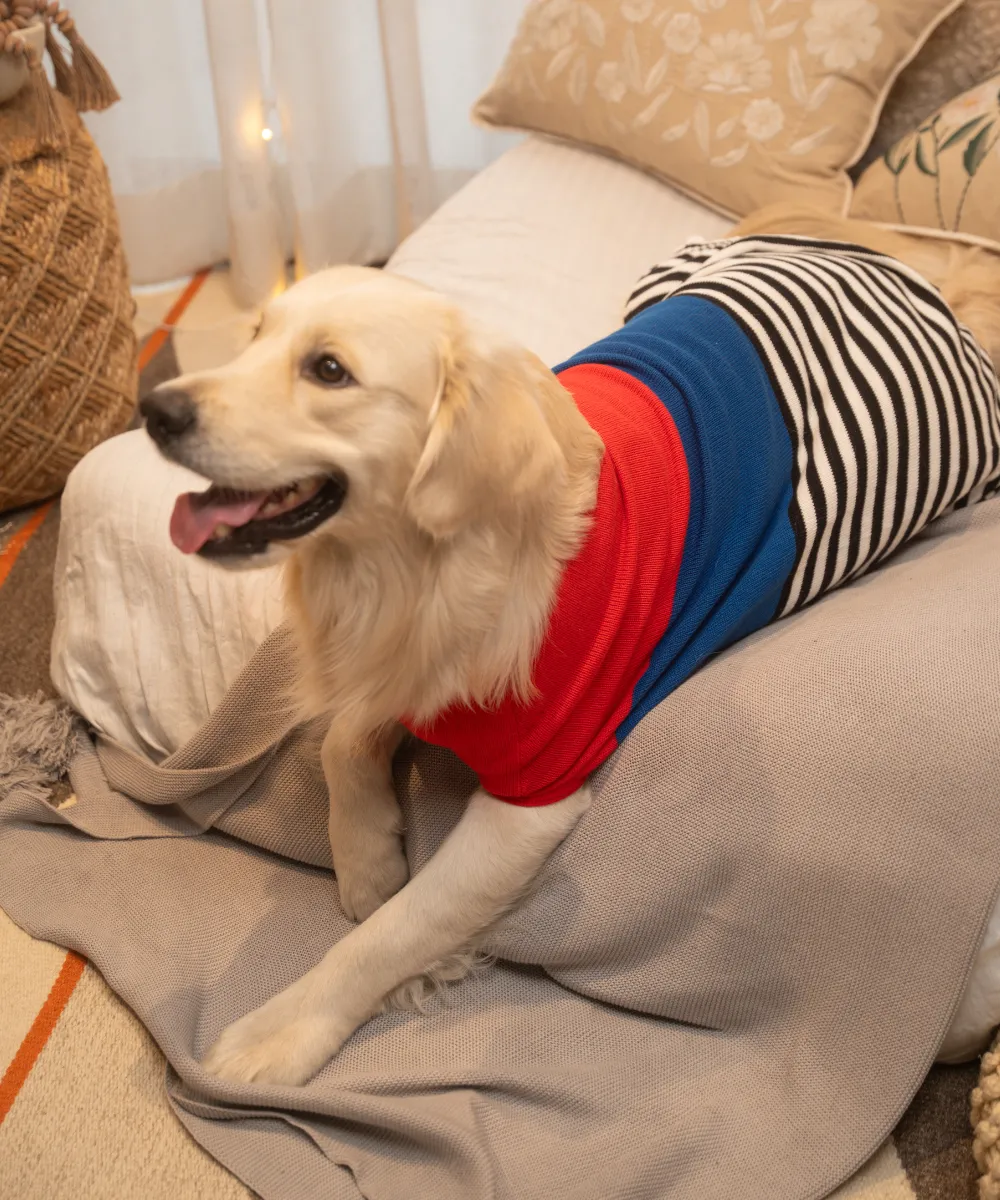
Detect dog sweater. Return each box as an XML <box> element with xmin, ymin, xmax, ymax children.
<box><xmin>404</xmin><ymin>236</ymin><xmax>1000</xmax><ymax>805</ymax></box>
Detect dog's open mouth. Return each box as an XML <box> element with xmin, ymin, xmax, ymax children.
<box><xmin>169</xmin><ymin>474</ymin><xmax>347</xmax><ymax>558</ymax></box>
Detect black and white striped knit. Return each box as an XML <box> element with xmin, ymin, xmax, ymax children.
<box><xmin>624</xmin><ymin>235</ymin><xmax>1000</xmax><ymax>616</ymax></box>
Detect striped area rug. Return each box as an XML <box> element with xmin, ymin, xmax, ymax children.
<box><xmin>0</xmin><ymin>268</ymin><xmax>981</xmax><ymax>1200</ymax></box>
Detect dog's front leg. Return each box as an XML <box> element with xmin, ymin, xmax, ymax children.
<box><xmin>323</xmin><ymin>722</ymin><xmax>409</xmax><ymax>923</ymax></box>
<box><xmin>202</xmin><ymin>786</ymin><xmax>590</xmax><ymax>1086</ymax></box>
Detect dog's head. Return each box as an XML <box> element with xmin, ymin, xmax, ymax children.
<box><xmin>142</xmin><ymin>267</ymin><xmax>569</xmax><ymax>566</ymax></box>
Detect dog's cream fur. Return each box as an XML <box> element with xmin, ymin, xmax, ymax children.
<box><xmin>149</xmin><ymin>209</ymin><xmax>1000</xmax><ymax>1087</ymax></box>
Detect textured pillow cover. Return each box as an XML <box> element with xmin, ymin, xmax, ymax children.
<box><xmin>473</xmin><ymin>0</ymin><xmax>965</xmax><ymax>220</ymax></box>
<box><xmin>851</xmin><ymin>71</ymin><xmax>1000</xmax><ymax>250</ymax></box>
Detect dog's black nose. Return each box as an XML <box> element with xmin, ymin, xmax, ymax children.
<box><xmin>140</xmin><ymin>388</ymin><xmax>197</xmax><ymax>446</ymax></box>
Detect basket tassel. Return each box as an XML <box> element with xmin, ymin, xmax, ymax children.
<box><xmin>0</xmin><ymin>12</ymin><xmax>64</xmax><ymax>143</ymax></box>
<box><xmin>65</xmin><ymin>27</ymin><xmax>118</xmax><ymax>110</ymax></box>
<box><xmin>44</xmin><ymin>20</ymin><xmax>73</xmax><ymax>99</ymax></box>
<box><xmin>24</xmin><ymin>46</ymin><xmax>64</xmax><ymax>143</ymax></box>
<box><xmin>48</xmin><ymin>5</ymin><xmax>119</xmax><ymax>112</ymax></box>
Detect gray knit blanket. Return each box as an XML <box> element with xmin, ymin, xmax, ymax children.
<box><xmin>2</xmin><ymin>498</ymin><xmax>1000</xmax><ymax>1200</ymax></box>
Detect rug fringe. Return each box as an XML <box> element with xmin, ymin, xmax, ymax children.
<box><xmin>0</xmin><ymin>692</ymin><xmax>82</xmax><ymax>806</ymax></box>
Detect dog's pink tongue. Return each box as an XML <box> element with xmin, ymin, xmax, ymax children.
<box><xmin>169</xmin><ymin>490</ymin><xmax>268</xmax><ymax>554</ymax></box>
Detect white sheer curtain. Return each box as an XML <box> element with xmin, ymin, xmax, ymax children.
<box><xmin>73</xmin><ymin>0</ymin><xmax>525</xmax><ymax>305</ymax></box>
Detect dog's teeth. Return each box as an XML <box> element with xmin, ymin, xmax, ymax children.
<box><xmin>253</xmin><ymin>479</ymin><xmax>322</xmax><ymax>522</ymax></box>
<box><xmin>213</xmin><ymin>523</ymin><xmax>231</xmax><ymax>538</ymax></box>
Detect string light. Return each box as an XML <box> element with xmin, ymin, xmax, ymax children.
<box><xmin>261</xmin><ymin>126</ymin><xmax>273</xmax><ymax>141</ymax></box>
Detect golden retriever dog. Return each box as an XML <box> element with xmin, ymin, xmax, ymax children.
<box><xmin>140</xmin><ymin>203</ymin><xmax>1000</xmax><ymax>1086</ymax></box>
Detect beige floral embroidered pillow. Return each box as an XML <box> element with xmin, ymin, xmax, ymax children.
<box><xmin>851</xmin><ymin>73</ymin><xmax>1000</xmax><ymax>249</ymax></box>
<box><xmin>473</xmin><ymin>0</ymin><xmax>964</xmax><ymax>219</ymax></box>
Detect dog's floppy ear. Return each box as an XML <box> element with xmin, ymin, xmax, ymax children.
<box><xmin>404</xmin><ymin>317</ymin><xmax>567</xmax><ymax>540</ymax></box>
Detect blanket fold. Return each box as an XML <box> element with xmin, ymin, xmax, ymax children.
<box><xmin>3</xmin><ymin>498</ymin><xmax>1000</xmax><ymax>1200</ymax></box>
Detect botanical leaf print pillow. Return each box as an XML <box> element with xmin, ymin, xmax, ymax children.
<box><xmin>473</xmin><ymin>0</ymin><xmax>964</xmax><ymax>219</ymax></box>
<box><xmin>852</xmin><ymin>0</ymin><xmax>1000</xmax><ymax>178</ymax></box>
<box><xmin>852</xmin><ymin>73</ymin><xmax>1000</xmax><ymax>249</ymax></box>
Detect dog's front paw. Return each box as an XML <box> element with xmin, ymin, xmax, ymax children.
<box><xmin>202</xmin><ymin>993</ymin><xmax>354</xmax><ymax>1086</ymax></box>
<box><xmin>335</xmin><ymin>841</ymin><xmax>409</xmax><ymax>922</ymax></box>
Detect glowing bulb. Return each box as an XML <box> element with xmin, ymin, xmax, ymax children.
<box><xmin>261</xmin><ymin>127</ymin><xmax>274</xmax><ymax>142</ymax></box>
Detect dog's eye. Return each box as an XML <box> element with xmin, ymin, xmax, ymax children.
<box><xmin>310</xmin><ymin>355</ymin><xmax>353</xmax><ymax>387</ymax></box>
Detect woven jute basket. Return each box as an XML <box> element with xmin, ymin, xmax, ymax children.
<box><xmin>0</xmin><ymin>1</ymin><xmax>136</xmax><ymax>512</ymax></box>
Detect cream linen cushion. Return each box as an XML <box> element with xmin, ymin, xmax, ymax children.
<box><xmin>474</xmin><ymin>0</ymin><xmax>964</xmax><ymax>219</ymax></box>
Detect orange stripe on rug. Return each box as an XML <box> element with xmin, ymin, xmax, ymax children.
<box><xmin>0</xmin><ymin>501</ymin><xmax>53</xmax><ymax>591</ymax></box>
<box><xmin>0</xmin><ymin>951</ymin><xmax>86</xmax><ymax>1125</ymax></box>
<box><xmin>138</xmin><ymin>266</ymin><xmax>211</xmax><ymax>372</ymax></box>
